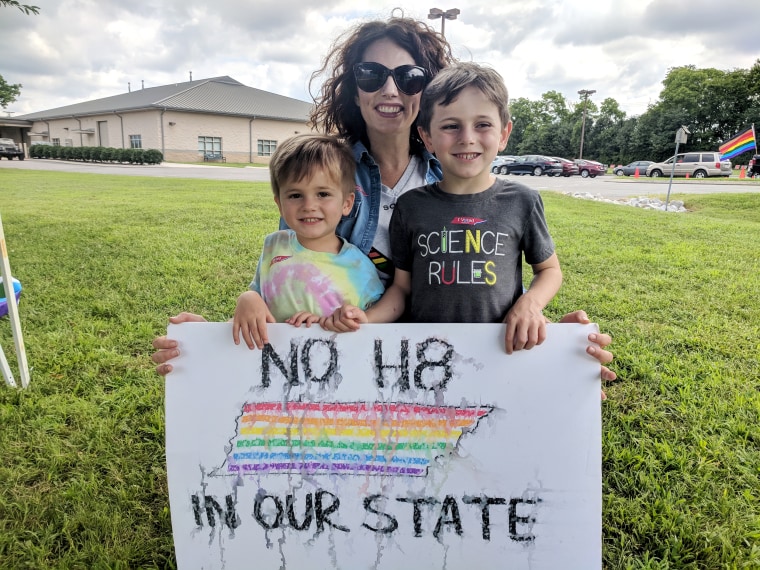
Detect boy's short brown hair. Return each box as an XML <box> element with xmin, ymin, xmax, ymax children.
<box><xmin>417</xmin><ymin>62</ymin><xmax>511</xmax><ymax>134</ymax></box>
<box><xmin>269</xmin><ymin>134</ymin><xmax>356</xmax><ymax>197</ymax></box>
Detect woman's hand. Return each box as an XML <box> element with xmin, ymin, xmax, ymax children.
<box><xmin>558</xmin><ymin>310</ymin><xmax>616</xmax><ymax>400</ymax></box>
<box><xmin>558</xmin><ymin>310</ymin><xmax>615</xmax><ymax>374</ymax></box>
<box><xmin>151</xmin><ymin>312</ymin><xmax>207</xmax><ymax>376</ymax></box>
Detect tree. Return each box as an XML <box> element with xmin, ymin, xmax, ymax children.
<box><xmin>504</xmin><ymin>97</ymin><xmax>535</xmax><ymax>154</ymax></box>
<box><xmin>507</xmin><ymin>92</ymin><xmax>577</xmax><ymax>157</ymax></box>
<box><xmin>509</xmin><ymin>61</ymin><xmax>760</xmax><ymax>163</ymax></box>
<box><xmin>0</xmin><ymin>0</ymin><xmax>39</xmax><ymax>107</ymax></box>
<box><xmin>641</xmin><ymin>63</ymin><xmax>760</xmax><ymax>160</ymax></box>
<box><xmin>587</xmin><ymin>98</ymin><xmax>627</xmax><ymax>164</ymax></box>
<box><xmin>0</xmin><ymin>0</ymin><xmax>39</xmax><ymax>14</ymax></box>
<box><xmin>0</xmin><ymin>76</ymin><xmax>22</xmax><ymax>109</ymax></box>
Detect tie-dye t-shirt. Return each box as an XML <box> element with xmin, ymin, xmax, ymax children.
<box><xmin>250</xmin><ymin>230</ymin><xmax>384</xmax><ymax>322</ymax></box>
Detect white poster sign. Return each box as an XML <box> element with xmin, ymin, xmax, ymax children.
<box><xmin>165</xmin><ymin>322</ymin><xmax>601</xmax><ymax>570</ymax></box>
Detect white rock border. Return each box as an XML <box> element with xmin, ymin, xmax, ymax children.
<box><xmin>564</xmin><ymin>192</ymin><xmax>688</xmax><ymax>212</ymax></box>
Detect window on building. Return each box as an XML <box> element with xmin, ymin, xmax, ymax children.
<box><xmin>129</xmin><ymin>135</ymin><xmax>142</xmax><ymax>149</ymax></box>
<box><xmin>64</xmin><ymin>139</ymin><xmax>73</xmax><ymax>147</ymax></box>
<box><xmin>257</xmin><ymin>139</ymin><xmax>277</xmax><ymax>156</ymax></box>
<box><xmin>198</xmin><ymin>136</ymin><xmax>222</xmax><ymax>155</ymax></box>
<box><xmin>51</xmin><ymin>138</ymin><xmax>60</xmax><ymax>146</ymax></box>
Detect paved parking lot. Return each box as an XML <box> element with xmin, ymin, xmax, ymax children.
<box><xmin>498</xmin><ymin>172</ymin><xmax>760</xmax><ymax>198</ymax></box>
<box><xmin>3</xmin><ymin>159</ymin><xmax>759</xmax><ymax>198</ymax></box>
<box><xmin>0</xmin><ymin>158</ymin><xmax>271</xmax><ymax>182</ymax></box>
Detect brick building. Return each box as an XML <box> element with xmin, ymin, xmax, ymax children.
<box><xmin>9</xmin><ymin>76</ymin><xmax>313</xmax><ymax>163</ymax></box>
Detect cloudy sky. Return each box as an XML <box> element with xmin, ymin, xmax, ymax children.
<box><xmin>3</xmin><ymin>0</ymin><xmax>759</xmax><ymax>118</ymax></box>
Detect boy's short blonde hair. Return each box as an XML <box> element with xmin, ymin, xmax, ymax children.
<box><xmin>417</xmin><ymin>62</ymin><xmax>511</xmax><ymax>133</ymax></box>
<box><xmin>269</xmin><ymin>134</ymin><xmax>356</xmax><ymax>197</ymax></box>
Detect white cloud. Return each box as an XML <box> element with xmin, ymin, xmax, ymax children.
<box><xmin>2</xmin><ymin>0</ymin><xmax>759</xmax><ymax>118</ymax></box>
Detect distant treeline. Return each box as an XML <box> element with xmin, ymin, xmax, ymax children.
<box><xmin>505</xmin><ymin>61</ymin><xmax>760</xmax><ymax>164</ymax></box>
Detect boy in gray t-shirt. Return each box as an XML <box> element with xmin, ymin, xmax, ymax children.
<box><xmin>321</xmin><ymin>62</ymin><xmax>563</xmax><ymax>354</ymax></box>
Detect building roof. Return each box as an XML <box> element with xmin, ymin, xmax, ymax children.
<box><xmin>15</xmin><ymin>76</ymin><xmax>313</xmax><ymax>122</ymax></box>
<box><xmin>0</xmin><ymin>117</ymin><xmax>34</xmax><ymax>129</ymax></box>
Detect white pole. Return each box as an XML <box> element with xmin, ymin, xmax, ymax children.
<box><xmin>0</xmin><ymin>213</ymin><xmax>30</xmax><ymax>388</ymax></box>
<box><xmin>665</xmin><ymin>140</ymin><xmax>680</xmax><ymax>212</ymax></box>
<box><xmin>0</xmin><ymin>337</ymin><xmax>16</xmax><ymax>387</ymax></box>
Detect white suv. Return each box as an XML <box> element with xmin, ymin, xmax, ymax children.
<box><xmin>646</xmin><ymin>152</ymin><xmax>731</xmax><ymax>178</ymax></box>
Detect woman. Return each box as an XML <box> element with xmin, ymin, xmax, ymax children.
<box><xmin>307</xmin><ymin>17</ymin><xmax>453</xmax><ymax>285</ymax></box>
<box><xmin>152</xmin><ymin>16</ymin><xmax>616</xmax><ymax>382</ymax></box>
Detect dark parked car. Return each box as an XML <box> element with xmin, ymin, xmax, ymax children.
<box><xmin>551</xmin><ymin>157</ymin><xmax>579</xmax><ymax>177</ymax></box>
<box><xmin>574</xmin><ymin>159</ymin><xmax>605</xmax><ymax>178</ymax></box>
<box><xmin>747</xmin><ymin>154</ymin><xmax>760</xmax><ymax>178</ymax></box>
<box><xmin>613</xmin><ymin>160</ymin><xmax>653</xmax><ymax>176</ymax></box>
<box><xmin>491</xmin><ymin>155</ymin><xmax>517</xmax><ymax>174</ymax></box>
<box><xmin>0</xmin><ymin>138</ymin><xmax>24</xmax><ymax>160</ymax></box>
<box><xmin>506</xmin><ymin>155</ymin><xmax>563</xmax><ymax>176</ymax></box>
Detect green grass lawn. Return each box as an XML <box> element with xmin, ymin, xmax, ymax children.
<box><xmin>0</xmin><ymin>171</ymin><xmax>758</xmax><ymax>569</ymax></box>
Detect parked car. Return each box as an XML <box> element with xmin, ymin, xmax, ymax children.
<box><xmin>613</xmin><ymin>160</ymin><xmax>653</xmax><ymax>176</ymax></box>
<box><xmin>0</xmin><ymin>138</ymin><xmax>24</xmax><ymax>160</ymax></box>
<box><xmin>747</xmin><ymin>154</ymin><xmax>760</xmax><ymax>178</ymax></box>
<box><xmin>491</xmin><ymin>155</ymin><xmax>517</xmax><ymax>174</ymax></box>
<box><xmin>551</xmin><ymin>157</ymin><xmax>579</xmax><ymax>177</ymax></box>
<box><xmin>574</xmin><ymin>159</ymin><xmax>605</xmax><ymax>178</ymax></box>
<box><xmin>646</xmin><ymin>152</ymin><xmax>731</xmax><ymax>178</ymax></box>
<box><xmin>506</xmin><ymin>155</ymin><xmax>563</xmax><ymax>176</ymax></box>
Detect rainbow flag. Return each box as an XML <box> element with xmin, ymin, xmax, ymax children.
<box><xmin>225</xmin><ymin>401</ymin><xmax>493</xmax><ymax>477</ymax></box>
<box><xmin>719</xmin><ymin>126</ymin><xmax>756</xmax><ymax>160</ymax></box>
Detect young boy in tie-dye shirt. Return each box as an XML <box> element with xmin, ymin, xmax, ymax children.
<box><xmin>232</xmin><ymin>134</ymin><xmax>384</xmax><ymax>350</ymax></box>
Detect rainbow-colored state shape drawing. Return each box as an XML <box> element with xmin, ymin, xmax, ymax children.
<box><xmin>225</xmin><ymin>402</ymin><xmax>493</xmax><ymax>477</ymax></box>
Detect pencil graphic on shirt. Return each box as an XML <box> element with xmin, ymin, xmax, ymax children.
<box><xmin>441</xmin><ymin>226</ymin><xmax>447</xmax><ymax>253</ymax></box>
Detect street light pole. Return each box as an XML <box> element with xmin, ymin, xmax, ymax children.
<box><xmin>428</xmin><ymin>7</ymin><xmax>460</xmax><ymax>36</ymax></box>
<box><xmin>577</xmin><ymin>88</ymin><xmax>596</xmax><ymax>159</ymax></box>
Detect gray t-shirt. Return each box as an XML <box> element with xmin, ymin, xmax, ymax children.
<box><xmin>389</xmin><ymin>178</ymin><xmax>555</xmax><ymax>323</ymax></box>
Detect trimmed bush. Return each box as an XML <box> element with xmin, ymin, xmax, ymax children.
<box><xmin>30</xmin><ymin>145</ymin><xmax>163</xmax><ymax>165</ymax></box>
<box><xmin>144</xmin><ymin>149</ymin><xmax>163</xmax><ymax>164</ymax></box>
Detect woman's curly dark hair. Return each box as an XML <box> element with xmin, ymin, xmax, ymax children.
<box><xmin>309</xmin><ymin>17</ymin><xmax>454</xmax><ymax>152</ymax></box>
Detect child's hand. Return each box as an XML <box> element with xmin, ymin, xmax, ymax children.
<box><xmin>286</xmin><ymin>312</ymin><xmax>321</xmax><ymax>328</ymax></box>
<box><xmin>232</xmin><ymin>291</ymin><xmax>275</xmax><ymax>349</ymax></box>
<box><xmin>503</xmin><ymin>296</ymin><xmax>546</xmax><ymax>354</ymax></box>
<box><xmin>320</xmin><ymin>304</ymin><xmax>367</xmax><ymax>332</ymax></box>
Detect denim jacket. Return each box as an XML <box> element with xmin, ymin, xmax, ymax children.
<box><xmin>336</xmin><ymin>141</ymin><xmax>443</xmax><ymax>254</ymax></box>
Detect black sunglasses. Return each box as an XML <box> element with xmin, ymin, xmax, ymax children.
<box><xmin>353</xmin><ymin>62</ymin><xmax>429</xmax><ymax>96</ymax></box>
